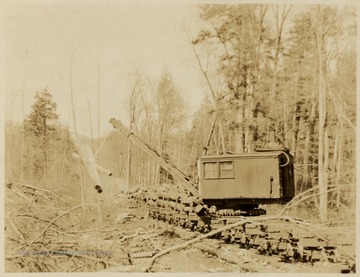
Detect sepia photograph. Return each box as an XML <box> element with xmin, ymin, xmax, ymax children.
<box><xmin>3</xmin><ymin>0</ymin><xmax>357</xmax><ymax>274</ymax></box>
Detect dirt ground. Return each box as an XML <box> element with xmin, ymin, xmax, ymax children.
<box><xmin>4</xmin><ymin>183</ymin><xmax>356</xmax><ymax>273</ymax></box>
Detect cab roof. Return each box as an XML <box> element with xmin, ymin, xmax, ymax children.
<box><xmin>199</xmin><ymin>150</ymin><xmax>291</xmax><ymax>160</ymax></box>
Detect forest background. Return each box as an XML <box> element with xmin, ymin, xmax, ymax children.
<box><xmin>4</xmin><ymin>3</ymin><xmax>356</xmax><ymax>225</ymax></box>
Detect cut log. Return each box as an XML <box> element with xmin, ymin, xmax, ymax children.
<box><xmin>130</xmin><ymin>251</ymin><xmax>157</xmax><ymax>258</ymax></box>
<box><xmin>194</xmin><ymin>243</ymin><xmax>238</xmax><ymax>265</ymax></box>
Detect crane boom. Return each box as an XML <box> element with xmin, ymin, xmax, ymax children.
<box><xmin>110</xmin><ymin>118</ymin><xmax>198</xmax><ymax>196</ymax></box>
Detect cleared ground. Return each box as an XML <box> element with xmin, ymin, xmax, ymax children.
<box><xmin>4</xmin><ymin>182</ymin><xmax>355</xmax><ymax>273</ymax></box>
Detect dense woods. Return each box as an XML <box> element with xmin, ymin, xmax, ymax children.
<box><xmin>5</xmin><ymin>4</ymin><xmax>356</xmax><ymax>224</ymax></box>
<box><xmin>121</xmin><ymin>4</ymin><xmax>356</xmax><ymax>222</ymax></box>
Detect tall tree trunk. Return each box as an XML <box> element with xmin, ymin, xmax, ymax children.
<box><xmin>235</xmin><ymin>97</ymin><xmax>245</xmax><ymax>153</ymax></box>
<box><xmin>302</xmin><ymin>86</ymin><xmax>316</xmax><ymax>192</ymax></box>
<box><xmin>315</xmin><ymin>6</ymin><xmax>328</xmax><ymax>222</ymax></box>
<box><xmin>335</xmin><ymin>121</ymin><xmax>343</xmax><ymax>209</ymax></box>
<box><xmin>290</xmin><ymin>71</ymin><xmax>300</xmax><ymax>155</ymax></box>
<box><xmin>291</xmin><ymin>114</ymin><xmax>298</xmax><ymax>155</ymax></box>
<box><xmin>283</xmin><ymin>91</ymin><xmax>288</xmax><ymax>146</ymax></box>
<box><xmin>245</xmin><ymin>72</ymin><xmax>255</xmax><ymax>153</ymax></box>
<box><xmin>270</xmin><ymin>5</ymin><xmax>292</xmax><ymax>147</ymax></box>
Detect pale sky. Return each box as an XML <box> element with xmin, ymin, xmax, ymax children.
<box><xmin>4</xmin><ymin>3</ymin><xmax>206</xmax><ymax>137</ymax></box>
<box><xmin>5</xmin><ymin>1</ymin><xmax>356</xmax><ymax>138</ymax></box>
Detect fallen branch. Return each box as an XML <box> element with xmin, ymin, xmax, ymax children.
<box><xmin>6</xmin><ymin>252</ymin><xmax>121</xmax><ymax>268</ymax></box>
<box><xmin>13</xmin><ymin>181</ymin><xmax>60</xmax><ymax>198</ymax></box>
<box><xmin>11</xmin><ymin>187</ymin><xmax>31</xmax><ymax>201</ymax></box>
<box><xmin>194</xmin><ymin>243</ymin><xmax>238</xmax><ymax>264</ymax></box>
<box><xmin>70</xmin><ymin>253</ymin><xmax>121</xmax><ymax>267</ymax></box>
<box><xmin>16</xmin><ymin>214</ymin><xmax>59</xmax><ymax>226</ymax></box>
<box><xmin>131</xmin><ymin>251</ymin><xmax>157</xmax><ymax>258</ymax></box>
<box><xmin>25</xmin><ymin>204</ymin><xmax>98</xmax><ymax>252</ymax></box>
<box><xmin>278</xmin><ymin>184</ymin><xmax>353</xmax><ymax>216</ymax></box>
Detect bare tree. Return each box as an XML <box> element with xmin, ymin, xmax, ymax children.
<box><xmin>125</xmin><ymin>68</ymin><xmax>147</xmax><ymax>190</ymax></box>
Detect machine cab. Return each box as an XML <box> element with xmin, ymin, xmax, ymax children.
<box><xmin>198</xmin><ymin>150</ymin><xmax>295</xmax><ymax>207</ymax></box>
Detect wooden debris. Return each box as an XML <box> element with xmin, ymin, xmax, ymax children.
<box><xmin>194</xmin><ymin>243</ymin><xmax>239</xmax><ymax>265</ymax></box>
<box><xmin>130</xmin><ymin>251</ymin><xmax>157</xmax><ymax>258</ymax></box>
<box><xmin>25</xmin><ymin>203</ymin><xmax>99</xmax><ymax>251</ymax></box>
<box><xmin>141</xmin><ymin>217</ymin><xmax>252</xmax><ymax>272</ymax></box>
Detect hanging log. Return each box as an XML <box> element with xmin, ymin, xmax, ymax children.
<box><xmin>70</xmin><ymin>134</ymin><xmax>102</xmax><ymax>192</ymax></box>
<box><xmin>72</xmin><ymin>153</ymin><xmax>112</xmax><ymax>176</ymax></box>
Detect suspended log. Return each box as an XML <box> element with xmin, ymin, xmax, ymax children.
<box><xmin>71</xmin><ymin>153</ymin><xmax>112</xmax><ymax>176</ymax></box>
<box><xmin>70</xmin><ymin>134</ymin><xmax>102</xmax><ymax>191</ymax></box>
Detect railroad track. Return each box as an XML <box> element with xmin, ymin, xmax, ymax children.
<box><xmin>125</xmin><ymin>188</ymin><xmax>356</xmax><ymax>274</ymax></box>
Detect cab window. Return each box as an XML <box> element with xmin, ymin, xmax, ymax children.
<box><xmin>203</xmin><ymin>161</ymin><xmax>234</xmax><ymax>179</ymax></box>
<box><xmin>219</xmin><ymin>161</ymin><xmax>234</xmax><ymax>178</ymax></box>
<box><xmin>204</xmin><ymin>162</ymin><xmax>218</xmax><ymax>179</ymax></box>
